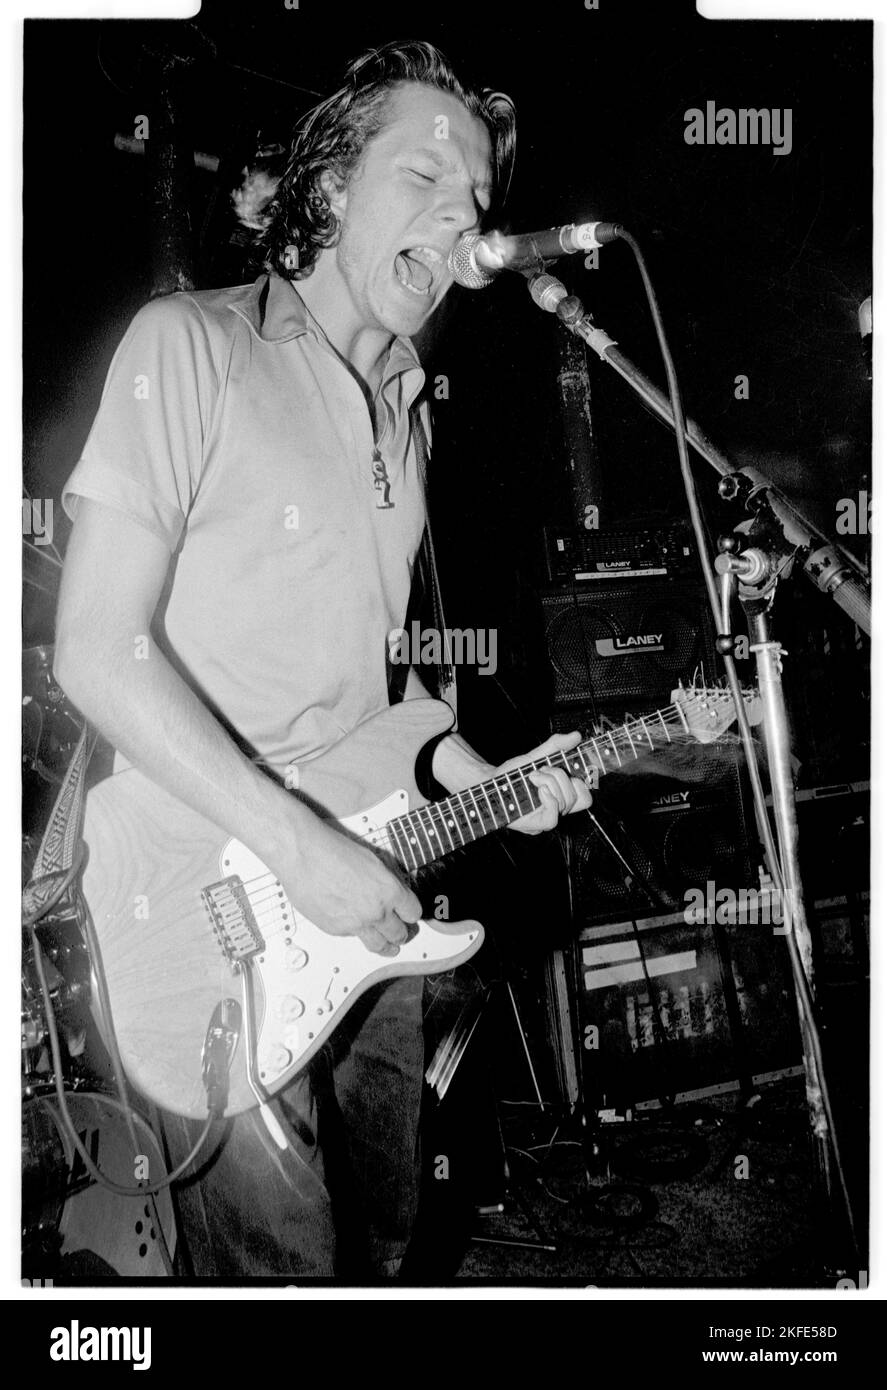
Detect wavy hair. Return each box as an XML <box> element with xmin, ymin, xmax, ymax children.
<box><xmin>252</xmin><ymin>40</ymin><xmax>516</xmax><ymax>281</ymax></box>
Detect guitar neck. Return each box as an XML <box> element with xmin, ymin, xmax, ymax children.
<box><xmin>385</xmin><ymin>700</ymin><xmax>689</xmax><ymax>873</ymax></box>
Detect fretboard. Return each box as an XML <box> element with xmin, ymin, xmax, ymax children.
<box><xmin>385</xmin><ymin>700</ymin><xmax>689</xmax><ymax>873</ymax></box>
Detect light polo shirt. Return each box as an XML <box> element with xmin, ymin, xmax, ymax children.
<box><xmin>62</xmin><ymin>272</ymin><xmax>428</xmax><ymax>775</ymax></box>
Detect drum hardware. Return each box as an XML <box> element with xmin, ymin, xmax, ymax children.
<box><xmin>31</xmin><ymin>914</ymin><xmax>92</xmax><ymax>1010</ymax></box>
<box><xmin>23</xmin><ymin>645</ymin><xmax>84</xmax><ymax>787</ymax></box>
<box><xmin>22</xmin><ymin>1089</ymin><xmax>177</xmax><ymax>1280</ymax></box>
<box><xmin>22</xmin><ymin>1084</ymin><xmax>69</xmax><ymax>1275</ymax></box>
<box><xmin>22</xmin><ymin>910</ymin><xmax>93</xmax><ymax>1095</ymax></box>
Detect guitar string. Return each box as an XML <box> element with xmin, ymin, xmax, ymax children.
<box><xmin>390</xmin><ymin>701</ymin><xmax>695</xmax><ymax>854</ymax></box>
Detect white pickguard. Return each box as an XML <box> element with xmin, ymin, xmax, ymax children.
<box><xmin>215</xmin><ymin>789</ymin><xmax>483</xmax><ymax>1088</ymax></box>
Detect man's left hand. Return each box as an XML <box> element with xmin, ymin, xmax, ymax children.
<box><xmin>494</xmin><ymin>731</ymin><xmax>593</xmax><ymax>836</ymax></box>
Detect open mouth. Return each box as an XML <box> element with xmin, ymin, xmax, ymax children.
<box><xmin>394</xmin><ymin>245</ymin><xmax>443</xmax><ymax>297</ymax></box>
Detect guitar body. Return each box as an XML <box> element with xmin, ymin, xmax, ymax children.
<box><xmin>81</xmin><ymin>699</ymin><xmax>483</xmax><ymax>1119</ymax></box>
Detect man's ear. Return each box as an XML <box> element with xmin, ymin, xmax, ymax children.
<box><xmin>319</xmin><ymin>168</ymin><xmax>348</xmax><ymax>219</ymax></box>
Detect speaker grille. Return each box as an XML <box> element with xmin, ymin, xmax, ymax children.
<box><xmin>542</xmin><ymin>582</ymin><xmax>718</xmax><ymax>706</ymax></box>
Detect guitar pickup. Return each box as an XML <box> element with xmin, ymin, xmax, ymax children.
<box><xmin>202</xmin><ymin>876</ymin><xmax>265</xmax><ymax>964</ymax></box>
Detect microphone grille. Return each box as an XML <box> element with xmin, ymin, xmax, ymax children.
<box><xmin>448</xmin><ymin>234</ymin><xmax>495</xmax><ymax>290</ymax></box>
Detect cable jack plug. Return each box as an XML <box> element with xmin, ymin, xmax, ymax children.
<box><xmin>201</xmin><ymin>998</ymin><xmax>241</xmax><ymax>1118</ymax></box>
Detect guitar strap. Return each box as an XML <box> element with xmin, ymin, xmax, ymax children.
<box><xmin>388</xmin><ymin>402</ymin><xmax>458</xmax><ymax>720</ymax></box>
<box><xmin>22</xmin><ymin>720</ymin><xmax>97</xmax><ymax>926</ymax></box>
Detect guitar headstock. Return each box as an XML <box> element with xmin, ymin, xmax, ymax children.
<box><xmin>672</xmin><ymin>684</ymin><xmax>763</xmax><ymax>744</ymax></box>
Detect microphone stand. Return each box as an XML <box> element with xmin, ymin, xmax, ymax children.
<box><xmin>526</xmin><ymin>273</ymin><xmax>863</xmax><ymax>1273</ymax></box>
<box><xmin>714</xmin><ymin>541</ymin><xmax>859</xmax><ymax>1267</ymax></box>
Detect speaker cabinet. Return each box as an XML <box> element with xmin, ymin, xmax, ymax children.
<box><xmin>563</xmin><ymin>742</ymin><xmax>758</xmax><ymax>922</ymax></box>
<box><xmin>541</xmin><ymin>581</ymin><xmax>719</xmax><ymax>708</ymax></box>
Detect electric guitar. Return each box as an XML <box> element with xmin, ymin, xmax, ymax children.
<box><xmin>80</xmin><ymin>686</ymin><xmax>760</xmax><ymax>1120</ymax></box>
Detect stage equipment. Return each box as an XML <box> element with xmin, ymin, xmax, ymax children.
<box><xmin>524</xmin><ymin>233</ymin><xmax>867</xmax><ymax>1270</ymax></box>
<box><xmin>426</xmin><ymin>978</ymin><xmax>558</xmax><ymax>1254</ymax></box>
<box><xmin>540</xmin><ymin>579</ymin><xmax>719</xmax><ymax>711</ymax></box>
<box><xmin>447</xmin><ymin>223</ymin><xmax>620</xmax><ymax>287</ymax></box>
<box><xmin>543</xmin><ymin>517</ymin><xmax>698</xmax><ymax>585</ymax></box>
<box><xmin>526</xmin><ymin>267</ymin><xmax>870</xmax><ymax>635</ymax></box>
<box><xmin>564</xmin><ymin>741</ymin><xmax>758</xmax><ymax>921</ymax></box>
<box><xmin>574</xmin><ymin>900</ymin><xmax>802</xmax><ymax>1114</ymax></box>
<box><xmin>23</xmin><ymin>1089</ymin><xmax>176</xmax><ymax>1279</ymax></box>
<box><xmin>23</xmin><ymin>645</ymin><xmax>83</xmax><ymax>787</ymax></box>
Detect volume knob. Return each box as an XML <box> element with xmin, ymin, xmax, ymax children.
<box><xmin>278</xmin><ymin>994</ymin><xmax>305</xmax><ymax>1022</ymax></box>
<box><xmin>284</xmin><ymin>947</ymin><xmax>309</xmax><ymax>972</ymax></box>
<box><xmin>261</xmin><ymin>1044</ymin><xmax>291</xmax><ymax>1077</ymax></box>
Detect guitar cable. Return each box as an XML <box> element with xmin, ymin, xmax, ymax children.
<box><xmin>28</xmin><ymin>920</ymin><xmax>214</xmax><ymax>1203</ymax></box>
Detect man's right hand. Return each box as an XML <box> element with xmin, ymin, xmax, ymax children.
<box><xmin>279</xmin><ymin>813</ymin><xmax>423</xmax><ymax>957</ymax></box>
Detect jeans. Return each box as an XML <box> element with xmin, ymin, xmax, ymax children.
<box><xmin>160</xmin><ymin>974</ymin><xmax>425</xmax><ymax>1279</ymax></box>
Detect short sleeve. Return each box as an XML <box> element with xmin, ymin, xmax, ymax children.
<box><xmin>62</xmin><ymin>294</ymin><xmax>219</xmax><ymax>552</ymax></box>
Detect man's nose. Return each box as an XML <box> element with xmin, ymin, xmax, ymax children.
<box><xmin>433</xmin><ymin>186</ymin><xmax>481</xmax><ymax>233</ymax></box>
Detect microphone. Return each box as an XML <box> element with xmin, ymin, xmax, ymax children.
<box><xmin>449</xmin><ymin>223</ymin><xmax>621</xmax><ymax>288</ymax></box>
<box><xmin>527</xmin><ymin>272</ymin><xmax>569</xmax><ymax>314</ymax></box>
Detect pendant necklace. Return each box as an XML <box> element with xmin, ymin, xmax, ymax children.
<box><xmin>371</xmin><ymin>447</ymin><xmax>394</xmax><ymax>509</ymax></box>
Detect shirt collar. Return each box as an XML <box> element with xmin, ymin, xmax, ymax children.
<box><xmin>228</xmin><ymin>272</ymin><xmax>424</xmax><ymax>387</ymax></box>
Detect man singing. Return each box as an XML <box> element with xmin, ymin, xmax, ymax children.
<box><xmin>54</xmin><ymin>39</ymin><xmax>591</xmax><ymax>1278</ymax></box>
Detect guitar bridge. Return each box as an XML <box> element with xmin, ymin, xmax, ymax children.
<box><xmin>202</xmin><ymin>876</ymin><xmax>265</xmax><ymax>965</ymax></box>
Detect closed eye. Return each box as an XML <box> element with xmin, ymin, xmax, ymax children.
<box><xmin>408</xmin><ymin>169</ymin><xmax>436</xmax><ymax>183</ymax></box>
